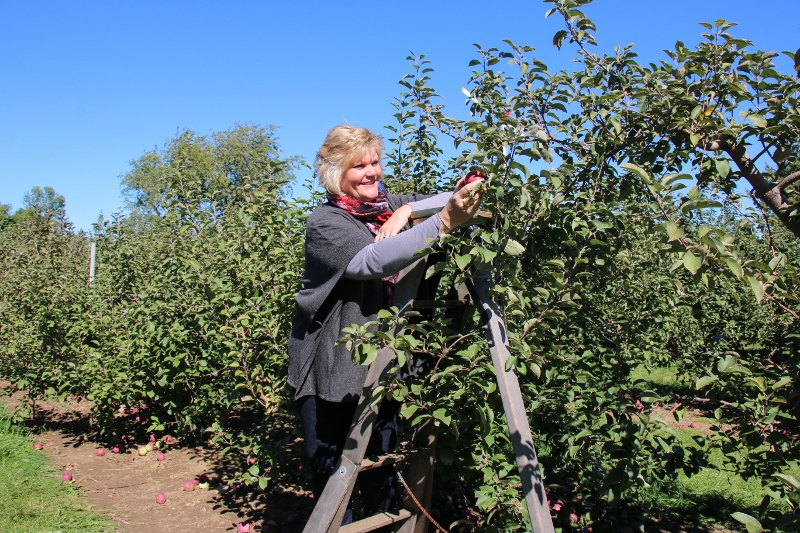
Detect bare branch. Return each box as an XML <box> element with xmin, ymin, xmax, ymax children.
<box><xmin>750</xmin><ymin>192</ymin><xmax>777</xmax><ymax>256</ymax></box>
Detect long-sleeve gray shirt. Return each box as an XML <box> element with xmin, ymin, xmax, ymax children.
<box><xmin>344</xmin><ymin>191</ymin><xmax>451</xmax><ymax>280</ymax></box>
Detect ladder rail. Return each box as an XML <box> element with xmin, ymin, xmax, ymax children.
<box><xmin>468</xmin><ymin>274</ymin><xmax>556</xmax><ymax>533</ymax></box>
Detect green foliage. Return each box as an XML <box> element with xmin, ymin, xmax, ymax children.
<box><xmin>0</xmin><ymin>124</ymin><xmax>308</xmax><ymax>491</ymax></box>
<box><xmin>337</xmin><ymin>2</ymin><xmax>800</xmax><ymax>530</ymax></box>
<box><xmin>0</xmin><ymin>208</ymin><xmax>88</xmax><ymax>417</ymax></box>
<box><xmin>0</xmin><ymin>2</ymin><xmax>799</xmax><ymax>531</ymax></box>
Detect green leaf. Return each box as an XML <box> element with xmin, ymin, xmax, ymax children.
<box><xmin>748</xmin><ymin>114</ymin><xmax>767</xmax><ymax>128</ymax></box>
<box><xmin>680</xmin><ymin>198</ymin><xmax>723</xmax><ymax>214</ymax></box>
<box><xmin>620</xmin><ymin>162</ymin><xmax>651</xmax><ymax>184</ymax></box>
<box><xmin>690</xmin><ymin>133</ymin><xmax>702</xmax><ymax>146</ymax></box>
<box><xmin>745</xmin><ymin>275</ymin><xmax>765</xmax><ymax>303</ymax></box>
<box><xmin>665</xmin><ymin>222</ymin><xmax>684</xmax><ymax>242</ymax></box>
<box><xmin>640</xmin><ymin>390</ymin><xmax>661</xmax><ymax>403</ymax></box>
<box><xmin>715</xmin><ymin>159</ymin><xmax>731</xmax><ymax>178</ymax></box>
<box><xmin>775</xmin><ymin>473</ymin><xmax>800</xmax><ymax>491</ymax></box>
<box><xmin>696</xmin><ymin>375</ymin><xmax>718</xmax><ymax>390</ymax></box>
<box><xmin>553</xmin><ymin>30</ymin><xmax>568</xmax><ymax>50</ymax></box>
<box><xmin>503</xmin><ymin>239</ymin><xmax>525</xmax><ymax>256</ymax></box>
<box><xmin>683</xmin><ymin>251</ymin><xmax>702</xmax><ymax>274</ymax></box>
<box><xmin>717</xmin><ymin>354</ymin><xmax>736</xmax><ymax>373</ymax></box>
<box><xmin>723</xmin><ymin>257</ymin><xmax>743</xmax><ymax>279</ymax></box>
<box><xmin>730</xmin><ymin>512</ymin><xmax>764</xmax><ymax>533</ymax></box>
<box><xmin>455</xmin><ymin>254</ymin><xmax>471</xmax><ymax>270</ymax></box>
<box><xmin>662</xmin><ymin>173</ymin><xmax>693</xmax><ymax>187</ymax></box>
<box><xmin>259</xmin><ymin>477</ymin><xmax>269</xmax><ymax>490</ymax></box>
<box><xmin>773</xmin><ymin>146</ymin><xmax>790</xmax><ymax>162</ymax></box>
<box><xmin>772</xmin><ymin>377</ymin><xmax>793</xmax><ymax>390</ymax></box>
<box><xmin>425</xmin><ymin>261</ymin><xmax>446</xmax><ymax>279</ymax></box>
<box><xmin>433</xmin><ymin>408</ymin><xmax>452</xmax><ymax>426</ymax></box>
<box><xmin>400</xmin><ymin>403</ymin><xmax>419</xmax><ymax>419</ymax></box>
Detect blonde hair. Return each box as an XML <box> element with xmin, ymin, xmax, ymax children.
<box><xmin>315</xmin><ymin>125</ymin><xmax>384</xmax><ymax>196</ymax></box>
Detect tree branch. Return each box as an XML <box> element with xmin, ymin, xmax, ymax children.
<box><xmin>777</xmin><ymin>170</ymin><xmax>800</xmax><ymax>191</ymax></box>
<box><xmin>711</xmin><ymin>137</ymin><xmax>800</xmax><ymax>239</ymax></box>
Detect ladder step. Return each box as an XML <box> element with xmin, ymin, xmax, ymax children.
<box><xmin>412</xmin><ymin>299</ymin><xmax>466</xmax><ymax>309</ymax></box>
<box><xmin>360</xmin><ymin>448</ymin><xmax>431</xmax><ymax>471</ymax></box>
<box><xmin>339</xmin><ymin>510</ymin><xmax>412</xmax><ymax>533</ymax></box>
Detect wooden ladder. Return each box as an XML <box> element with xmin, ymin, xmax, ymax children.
<box><xmin>302</xmin><ymin>214</ymin><xmax>556</xmax><ymax>533</ymax></box>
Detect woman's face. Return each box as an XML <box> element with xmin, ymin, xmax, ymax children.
<box><xmin>341</xmin><ymin>151</ymin><xmax>382</xmax><ymax>201</ymax></box>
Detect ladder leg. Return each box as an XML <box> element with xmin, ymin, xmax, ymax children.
<box><xmin>397</xmin><ymin>418</ymin><xmax>438</xmax><ymax>533</ymax></box>
<box><xmin>469</xmin><ymin>276</ymin><xmax>556</xmax><ymax>533</ymax></box>
<box><xmin>303</xmin><ymin>455</ymin><xmax>359</xmax><ymax>533</ymax></box>
<box><xmin>304</xmin><ymin>352</ymin><xmax>390</xmax><ymax>533</ymax></box>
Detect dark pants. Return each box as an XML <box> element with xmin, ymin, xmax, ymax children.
<box><xmin>297</xmin><ymin>395</ymin><xmax>399</xmax><ymax>525</ymax></box>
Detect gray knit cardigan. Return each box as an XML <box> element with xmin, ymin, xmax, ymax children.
<box><xmin>288</xmin><ymin>193</ymin><xmax>424</xmax><ymax>402</ymax></box>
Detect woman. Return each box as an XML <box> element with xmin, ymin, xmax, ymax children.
<box><xmin>288</xmin><ymin>125</ymin><xmax>483</xmax><ymax>523</ymax></box>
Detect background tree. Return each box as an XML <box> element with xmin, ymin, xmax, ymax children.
<box><xmin>19</xmin><ymin>186</ymin><xmax>67</xmax><ymax>222</ymax></box>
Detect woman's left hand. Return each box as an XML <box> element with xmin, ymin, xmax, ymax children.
<box><xmin>374</xmin><ymin>204</ymin><xmax>412</xmax><ymax>242</ymax></box>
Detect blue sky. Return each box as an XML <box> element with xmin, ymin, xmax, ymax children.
<box><xmin>1</xmin><ymin>0</ymin><xmax>797</xmax><ymax>231</ymax></box>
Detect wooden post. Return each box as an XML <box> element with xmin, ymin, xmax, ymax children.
<box><xmin>88</xmin><ymin>239</ymin><xmax>96</xmax><ymax>284</ymax></box>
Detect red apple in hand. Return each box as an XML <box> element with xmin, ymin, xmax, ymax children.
<box><xmin>464</xmin><ymin>170</ymin><xmax>485</xmax><ymax>185</ymax></box>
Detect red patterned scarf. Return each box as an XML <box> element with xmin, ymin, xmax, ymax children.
<box><xmin>327</xmin><ymin>182</ymin><xmax>398</xmax><ymax>304</ymax></box>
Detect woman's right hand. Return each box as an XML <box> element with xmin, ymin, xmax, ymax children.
<box><xmin>438</xmin><ymin>178</ymin><xmax>485</xmax><ymax>233</ymax></box>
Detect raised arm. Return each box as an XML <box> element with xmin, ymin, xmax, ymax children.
<box><xmin>346</xmin><ymin>180</ymin><xmax>485</xmax><ymax>279</ymax></box>
<box><xmin>344</xmin><ymin>215</ymin><xmax>441</xmax><ymax>279</ymax></box>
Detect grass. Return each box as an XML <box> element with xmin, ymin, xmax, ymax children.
<box><xmin>638</xmin><ymin>431</ymin><xmax>764</xmax><ymax>530</ymax></box>
<box><xmin>0</xmin><ymin>406</ymin><xmax>114</xmax><ymax>533</ymax></box>
<box><xmin>631</xmin><ymin>364</ymin><xmax>795</xmax><ymax>531</ymax></box>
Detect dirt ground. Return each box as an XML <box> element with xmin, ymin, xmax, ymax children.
<box><xmin>3</xmin><ymin>385</ymin><xmax>736</xmax><ymax>533</ymax></box>
<box><xmin>3</xmin><ymin>387</ymin><xmax>314</xmax><ymax>533</ymax></box>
